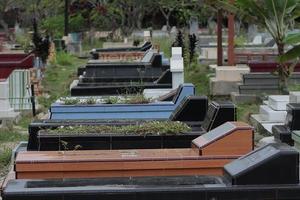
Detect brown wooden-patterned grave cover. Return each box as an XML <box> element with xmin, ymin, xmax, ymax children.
<box><xmin>15</xmin><ymin>122</ymin><xmax>253</xmax><ymax>179</ymax></box>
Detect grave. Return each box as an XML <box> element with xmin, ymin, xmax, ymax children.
<box><xmin>250</xmin><ymin>95</ymin><xmax>289</xmax><ymax>134</ymax></box>
<box><xmin>0</xmin><ymin>80</ymin><xmax>19</xmax><ymax>126</ymax></box>
<box><xmin>273</xmin><ymin>103</ymin><xmax>300</xmax><ymax>146</ymax></box>
<box><xmin>232</xmin><ymin>73</ymin><xmax>300</xmax><ymax>103</ymax></box>
<box><xmin>53</xmin><ymin>84</ymin><xmax>196</xmax><ymax>120</ymax></box>
<box><xmin>209</xmin><ymin>65</ymin><xmax>250</xmax><ymax>96</ymax></box>
<box><xmin>91</xmin><ymin>41</ymin><xmax>152</xmax><ymax>53</ymax></box>
<box><xmin>248</xmin><ymin>61</ymin><xmax>300</xmax><ymax>72</ymax></box>
<box><xmin>0</xmin><ymin>53</ymin><xmax>34</xmax><ymax>79</ymax></box>
<box><xmin>27</xmin><ymin>100</ymin><xmax>236</xmax><ymax>151</ymax></box>
<box><xmin>5</xmin><ymin>143</ymin><xmax>300</xmax><ymax>200</ymax></box>
<box><xmin>273</xmin><ymin>93</ymin><xmax>300</xmax><ymax>144</ymax></box>
<box><xmin>91</xmin><ymin>42</ymin><xmax>152</xmax><ymax>60</ymax></box>
<box><xmin>14</xmin><ymin>122</ymin><xmax>253</xmax><ymax>180</ymax></box>
<box><xmin>71</xmin><ymin>52</ymin><xmax>174</xmax><ymax>96</ymax></box>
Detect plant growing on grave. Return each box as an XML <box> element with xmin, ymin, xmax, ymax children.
<box><xmin>172</xmin><ymin>30</ymin><xmax>185</xmax><ymax>50</ymax></box>
<box><xmin>32</xmin><ymin>18</ymin><xmax>50</xmax><ymax>64</ymax></box>
<box><xmin>103</xmin><ymin>96</ymin><xmax>120</xmax><ymax>104</ymax></box>
<box><xmin>60</xmin><ymin>97</ymin><xmax>80</xmax><ymax>105</ymax></box>
<box><xmin>133</xmin><ymin>39</ymin><xmax>141</xmax><ymax>47</ymax></box>
<box><xmin>188</xmin><ymin>34</ymin><xmax>198</xmax><ymax>64</ymax></box>
<box><xmin>59</xmin><ymin>140</ymin><xmax>82</xmax><ymax>153</ymax></box>
<box><xmin>84</xmin><ymin>97</ymin><xmax>97</xmax><ymax>104</ymax></box>
<box><xmin>124</xmin><ymin>93</ymin><xmax>151</xmax><ymax>104</ymax></box>
<box><xmin>45</xmin><ymin>121</ymin><xmax>191</xmax><ymax>136</ymax></box>
<box><xmin>207</xmin><ymin>0</ymin><xmax>300</xmax><ymax>93</ymax></box>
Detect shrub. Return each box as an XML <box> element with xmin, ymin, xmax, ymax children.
<box><xmin>56</xmin><ymin>52</ymin><xmax>74</xmax><ymax>66</ymax></box>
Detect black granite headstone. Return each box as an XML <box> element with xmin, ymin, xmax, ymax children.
<box><xmin>285</xmin><ymin>103</ymin><xmax>300</xmax><ymax>130</ymax></box>
<box><xmin>224</xmin><ymin>143</ymin><xmax>299</xmax><ymax>185</ymax></box>
<box><xmin>201</xmin><ymin>101</ymin><xmax>236</xmax><ymax>131</ymax></box>
<box><xmin>169</xmin><ymin>96</ymin><xmax>208</xmax><ymax>122</ymax></box>
<box><xmin>272</xmin><ymin>125</ymin><xmax>294</xmax><ymax>146</ymax></box>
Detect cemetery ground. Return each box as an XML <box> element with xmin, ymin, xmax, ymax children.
<box><xmin>0</xmin><ymin>39</ymin><xmax>261</xmax><ymax>180</ymax></box>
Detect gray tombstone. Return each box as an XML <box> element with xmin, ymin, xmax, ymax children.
<box><xmin>189</xmin><ymin>17</ymin><xmax>199</xmax><ymax>35</ymax></box>
<box><xmin>248</xmin><ymin>24</ymin><xmax>258</xmax><ymax>42</ymax></box>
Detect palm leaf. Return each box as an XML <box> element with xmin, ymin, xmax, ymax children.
<box><xmin>279</xmin><ymin>45</ymin><xmax>300</xmax><ymax>62</ymax></box>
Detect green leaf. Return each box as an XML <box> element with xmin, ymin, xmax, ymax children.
<box><xmin>284</xmin><ymin>33</ymin><xmax>300</xmax><ymax>45</ymax></box>
<box><xmin>279</xmin><ymin>45</ymin><xmax>300</xmax><ymax>62</ymax></box>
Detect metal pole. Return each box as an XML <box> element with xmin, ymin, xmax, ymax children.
<box><xmin>30</xmin><ymin>84</ymin><xmax>36</xmax><ymax>116</ymax></box>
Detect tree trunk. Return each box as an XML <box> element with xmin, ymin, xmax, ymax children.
<box><xmin>277</xmin><ymin>42</ymin><xmax>289</xmax><ymax>94</ymax></box>
<box><xmin>159</xmin><ymin>7</ymin><xmax>171</xmax><ymax>31</ymax></box>
<box><xmin>166</xmin><ymin>15</ymin><xmax>170</xmax><ymax>30</ymax></box>
<box><xmin>0</xmin><ymin>18</ymin><xmax>12</xmax><ymax>41</ymax></box>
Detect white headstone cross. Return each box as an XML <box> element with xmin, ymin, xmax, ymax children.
<box><xmin>170</xmin><ymin>47</ymin><xmax>184</xmax><ymax>89</ymax></box>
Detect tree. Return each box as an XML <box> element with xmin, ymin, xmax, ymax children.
<box><xmin>156</xmin><ymin>0</ymin><xmax>181</xmax><ymax>30</ymax></box>
<box><xmin>209</xmin><ymin>0</ymin><xmax>300</xmax><ymax>93</ymax></box>
<box><xmin>0</xmin><ymin>0</ymin><xmax>15</xmax><ymax>40</ymax></box>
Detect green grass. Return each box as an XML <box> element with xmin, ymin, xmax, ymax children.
<box><xmin>152</xmin><ymin>37</ymin><xmax>172</xmax><ymax>58</ymax></box>
<box><xmin>237</xmin><ymin>103</ymin><xmax>260</xmax><ymax>123</ymax></box>
<box><xmin>0</xmin><ymin>129</ymin><xmax>28</xmax><ymax>176</ymax></box>
<box><xmin>82</xmin><ymin>38</ymin><xmax>104</xmax><ymax>51</ymax></box>
<box><xmin>185</xmin><ymin>63</ymin><xmax>210</xmax><ymax>96</ymax></box>
<box><xmin>39</xmin><ymin>51</ymin><xmax>87</xmax><ymax>108</ymax></box>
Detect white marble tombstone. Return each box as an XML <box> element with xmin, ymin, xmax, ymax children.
<box><xmin>170</xmin><ymin>47</ymin><xmax>184</xmax><ymax>89</ymax></box>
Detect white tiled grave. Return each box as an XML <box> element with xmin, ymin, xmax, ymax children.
<box><xmin>259</xmin><ymin>105</ymin><xmax>287</xmax><ymax>122</ymax></box>
<box><xmin>251</xmin><ymin>95</ymin><xmax>289</xmax><ymax>135</ymax></box>
<box><xmin>268</xmin><ymin>95</ymin><xmax>289</xmax><ymax>111</ymax></box>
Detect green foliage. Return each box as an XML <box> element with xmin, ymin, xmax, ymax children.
<box><xmin>41</xmin><ymin>15</ymin><xmax>64</xmax><ymax>38</ymax></box>
<box><xmin>45</xmin><ymin>121</ymin><xmax>191</xmax><ymax>136</ymax></box>
<box><xmin>133</xmin><ymin>39</ymin><xmax>141</xmax><ymax>47</ymax></box>
<box><xmin>188</xmin><ymin>34</ymin><xmax>198</xmax><ymax>64</ymax></box>
<box><xmin>234</xmin><ymin>35</ymin><xmax>247</xmax><ymax>47</ymax></box>
<box><xmin>69</xmin><ymin>14</ymin><xmax>86</xmax><ymax>33</ymax></box>
<box><xmin>32</xmin><ymin>18</ymin><xmax>50</xmax><ymax>63</ymax></box>
<box><xmin>56</xmin><ymin>51</ymin><xmax>74</xmax><ymax>66</ymax></box>
<box><xmin>152</xmin><ymin>37</ymin><xmax>172</xmax><ymax>58</ymax></box>
<box><xmin>0</xmin><ymin>147</ymin><xmax>12</xmax><ymax>173</ymax></box>
<box><xmin>60</xmin><ymin>98</ymin><xmax>80</xmax><ymax>105</ymax></box>
<box><xmin>185</xmin><ymin>63</ymin><xmax>210</xmax><ymax>96</ymax></box>
<box><xmin>124</xmin><ymin>94</ymin><xmax>151</xmax><ymax>104</ymax></box>
<box><xmin>0</xmin><ymin>130</ymin><xmax>28</xmax><ymax>143</ymax></box>
<box><xmin>103</xmin><ymin>94</ymin><xmax>151</xmax><ymax>104</ymax></box>
<box><xmin>85</xmin><ymin>97</ymin><xmax>97</xmax><ymax>105</ymax></box>
<box><xmin>104</xmin><ymin>96</ymin><xmax>120</xmax><ymax>104</ymax></box>
<box><xmin>237</xmin><ymin>103</ymin><xmax>259</xmax><ymax>123</ymax></box>
<box><xmin>15</xmin><ymin>33</ymin><xmax>32</xmax><ymax>52</ymax></box>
